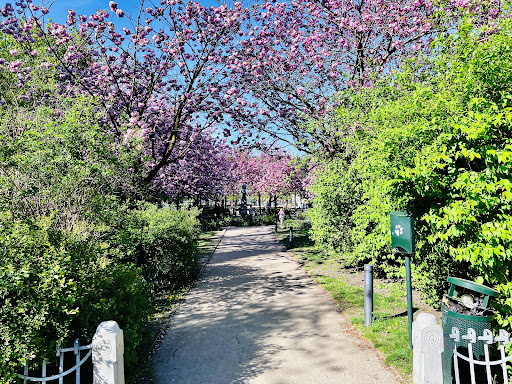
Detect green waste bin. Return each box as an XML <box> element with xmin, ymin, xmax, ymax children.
<box><xmin>442</xmin><ymin>277</ymin><xmax>500</xmax><ymax>384</ymax></box>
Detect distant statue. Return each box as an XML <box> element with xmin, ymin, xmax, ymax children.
<box><xmin>241</xmin><ymin>184</ymin><xmax>247</xmax><ymax>205</ymax></box>
<box><xmin>240</xmin><ymin>183</ymin><xmax>248</xmax><ymax>217</ymax></box>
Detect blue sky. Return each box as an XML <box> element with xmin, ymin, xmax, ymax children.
<box><xmin>45</xmin><ymin>0</ymin><xmax>223</xmax><ymax>24</ymax></box>
<box><xmin>45</xmin><ymin>0</ymin><xmax>122</xmax><ymax>23</ymax></box>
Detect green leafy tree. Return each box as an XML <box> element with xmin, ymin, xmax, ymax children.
<box><xmin>401</xmin><ymin>19</ymin><xmax>512</xmax><ymax>322</ymax></box>
<box><xmin>308</xmin><ymin>18</ymin><xmax>512</xmax><ymax>324</ymax></box>
<box><xmin>0</xmin><ymin>96</ymin><xmax>144</xmax><ymax>230</ymax></box>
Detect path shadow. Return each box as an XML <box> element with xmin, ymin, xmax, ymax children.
<box><xmin>153</xmin><ymin>238</ymin><xmax>354</xmax><ymax>384</ymax></box>
<box><xmin>378</xmin><ymin>308</ymin><xmax>420</xmax><ymax>320</ymax></box>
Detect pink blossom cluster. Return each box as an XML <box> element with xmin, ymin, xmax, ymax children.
<box><xmin>229</xmin><ymin>0</ymin><xmax>501</xmax><ymax>150</ymax></box>
<box><xmin>152</xmin><ymin>129</ymin><xmax>233</xmax><ymax>199</ymax></box>
<box><xmin>0</xmin><ymin>0</ymin><xmax>257</xmax><ymax>189</ymax></box>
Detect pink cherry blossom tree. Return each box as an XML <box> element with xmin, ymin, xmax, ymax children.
<box><xmin>153</xmin><ymin>130</ymin><xmax>233</xmax><ymax>202</ymax></box>
<box><xmin>0</xmin><ymin>0</ymin><xmax>256</xmax><ymax>187</ymax></box>
<box><xmin>1</xmin><ymin>0</ymin><xmax>500</xmax><ymax>189</ymax></box>
<box><xmin>288</xmin><ymin>156</ymin><xmax>316</xmax><ymax>200</ymax></box>
<box><xmin>230</xmin><ymin>0</ymin><xmax>501</xmax><ymax>151</ymax></box>
<box><xmin>254</xmin><ymin>150</ymin><xmax>292</xmax><ymax>207</ymax></box>
<box><xmin>226</xmin><ymin>148</ymin><xmax>263</xmax><ymax>196</ymax></box>
<box><xmin>227</xmin><ymin>147</ymin><xmax>303</xmax><ymax>210</ymax></box>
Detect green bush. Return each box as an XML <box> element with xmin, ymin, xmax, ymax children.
<box><xmin>0</xmin><ymin>47</ymin><xmax>203</xmax><ymax>381</ymax></box>
<box><xmin>400</xmin><ymin>20</ymin><xmax>512</xmax><ymax>319</ymax></box>
<box><xmin>207</xmin><ymin>213</ymin><xmax>278</xmax><ymax>227</ymax></box>
<box><xmin>197</xmin><ymin>206</ymin><xmax>229</xmax><ymax>230</ymax></box>
<box><xmin>222</xmin><ymin>214</ymin><xmax>279</xmax><ymax>227</ymax></box>
<box><xmin>222</xmin><ymin>215</ymin><xmax>242</xmax><ymax>226</ymax></box>
<box><xmin>308</xmin><ymin>158</ymin><xmax>362</xmax><ymax>255</ymax></box>
<box><xmin>0</xmin><ymin>215</ymin><xmax>148</xmax><ymax>383</ymax></box>
<box><xmin>0</xmin><ymin>98</ymin><xmax>143</xmax><ymax>229</ymax></box>
<box><xmin>283</xmin><ymin>218</ymin><xmax>311</xmax><ymax>230</ymax></box>
<box><xmin>256</xmin><ymin>214</ymin><xmax>277</xmax><ymax>225</ymax></box>
<box><xmin>112</xmin><ymin>205</ymin><xmax>201</xmax><ymax>293</ymax></box>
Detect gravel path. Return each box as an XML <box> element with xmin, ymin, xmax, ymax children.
<box><xmin>152</xmin><ymin>226</ymin><xmax>403</xmax><ymax>384</ymax></box>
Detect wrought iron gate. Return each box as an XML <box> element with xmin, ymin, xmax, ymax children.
<box><xmin>449</xmin><ymin>327</ymin><xmax>512</xmax><ymax>384</ymax></box>
<box><xmin>18</xmin><ymin>339</ymin><xmax>92</xmax><ymax>383</ymax></box>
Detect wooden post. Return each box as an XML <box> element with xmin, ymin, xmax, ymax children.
<box><xmin>412</xmin><ymin>313</ymin><xmax>443</xmax><ymax>384</ymax></box>
<box><xmin>92</xmin><ymin>321</ymin><xmax>125</xmax><ymax>384</ymax></box>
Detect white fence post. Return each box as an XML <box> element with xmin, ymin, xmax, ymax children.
<box><xmin>92</xmin><ymin>320</ymin><xmax>125</xmax><ymax>384</ymax></box>
<box><xmin>412</xmin><ymin>313</ymin><xmax>443</xmax><ymax>384</ymax></box>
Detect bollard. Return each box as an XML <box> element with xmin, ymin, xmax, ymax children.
<box><xmin>364</xmin><ymin>264</ymin><xmax>373</xmax><ymax>327</ymax></box>
<box><xmin>289</xmin><ymin>226</ymin><xmax>293</xmax><ymax>244</ymax></box>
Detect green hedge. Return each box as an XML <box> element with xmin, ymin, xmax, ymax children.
<box><xmin>308</xmin><ymin>158</ymin><xmax>361</xmax><ymax>255</ymax></box>
<box><xmin>0</xmin><ymin>215</ymin><xmax>148</xmax><ymax>383</ymax></box>
<box><xmin>0</xmin><ymin>204</ymin><xmax>204</xmax><ymax>383</ymax></box>
<box><xmin>0</xmin><ymin>97</ymin><xmax>204</xmax><ymax>381</ymax></box>
<box><xmin>111</xmin><ymin>204</ymin><xmax>201</xmax><ymax>293</ymax></box>
<box><xmin>401</xmin><ymin>20</ymin><xmax>512</xmax><ymax>322</ymax></box>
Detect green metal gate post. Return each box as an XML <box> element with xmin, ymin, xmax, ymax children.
<box><xmin>404</xmin><ymin>255</ymin><xmax>413</xmax><ymax>350</ymax></box>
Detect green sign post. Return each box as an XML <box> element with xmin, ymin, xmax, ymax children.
<box><xmin>390</xmin><ymin>211</ymin><xmax>415</xmax><ymax>349</ymax></box>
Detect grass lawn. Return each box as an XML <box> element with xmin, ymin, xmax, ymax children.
<box><xmin>275</xmin><ymin>222</ymin><xmax>413</xmax><ymax>381</ymax></box>
<box><xmin>196</xmin><ymin>230</ymin><xmax>222</xmax><ymax>260</ymax></box>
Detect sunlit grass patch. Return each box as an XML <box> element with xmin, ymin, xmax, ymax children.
<box><xmin>313</xmin><ymin>261</ymin><xmax>412</xmax><ymax>377</ymax></box>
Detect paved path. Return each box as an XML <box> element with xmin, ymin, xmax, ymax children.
<box><xmin>152</xmin><ymin>226</ymin><xmax>403</xmax><ymax>384</ymax></box>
